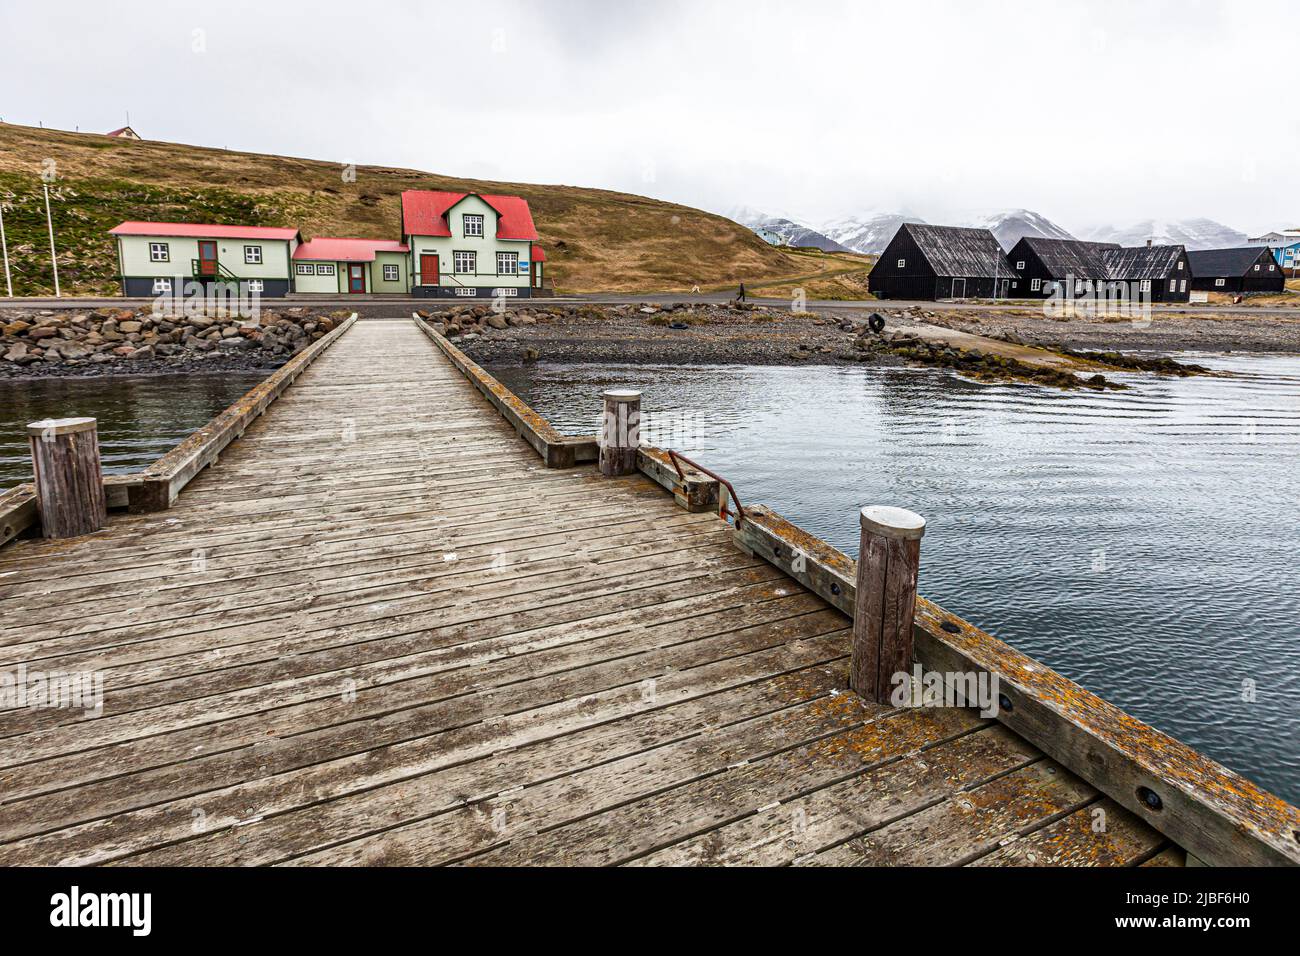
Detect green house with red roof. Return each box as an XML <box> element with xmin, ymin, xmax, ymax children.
<box><xmin>108</xmin><ymin>189</ymin><xmax>546</xmax><ymax>298</ymax></box>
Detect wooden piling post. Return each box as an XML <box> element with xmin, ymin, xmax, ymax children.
<box><xmin>26</xmin><ymin>417</ymin><xmax>106</xmax><ymax>539</ymax></box>
<box><xmin>599</xmin><ymin>389</ymin><xmax>641</xmax><ymax>477</ymax></box>
<box><xmin>851</xmin><ymin>505</ymin><xmax>926</xmax><ymax>703</ymax></box>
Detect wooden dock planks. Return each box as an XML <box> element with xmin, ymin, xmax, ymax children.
<box><xmin>0</xmin><ymin>319</ymin><xmax>1164</xmax><ymax>866</ymax></box>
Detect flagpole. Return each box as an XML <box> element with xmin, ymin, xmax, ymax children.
<box><xmin>0</xmin><ymin>200</ymin><xmax>12</xmax><ymax>298</ymax></box>
<box><xmin>43</xmin><ymin>183</ymin><xmax>60</xmax><ymax>297</ymax></box>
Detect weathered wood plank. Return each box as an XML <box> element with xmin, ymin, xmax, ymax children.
<box><xmin>969</xmin><ymin>800</ymin><xmax>1165</xmax><ymax>867</ymax></box>
<box><xmin>412</xmin><ymin>315</ymin><xmax>597</xmax><ymax>468</ymax></box>
<box><xmin>463</xmin><ymin>705</ymin><xmax>984</xmax><ymax>867</ymax></box>
<box><xmin>127</xmin><ymin>313</ymin><xmax>359</xmax><ymax>511</ymax></box>
<box><xmin>0</xmin><ymin>484</ymin><xmax>37</xmax><ymax>548</ymax></box>
<box><xmin>632</xmin><ymin>724</ymin><xmax>1038</xmax><ymax>866</ymax></box>
<box><xmin>804</xmin><ymin>761</ymin><xmax>1096</xmax><ymax>866</ymax></box>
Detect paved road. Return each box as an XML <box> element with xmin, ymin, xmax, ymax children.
<box><xmin>4</xmin><ymin>292</ymin><xmax>1299</xmax><ymax>317</ymax></box>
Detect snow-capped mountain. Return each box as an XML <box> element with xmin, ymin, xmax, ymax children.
<box><xmin>963</xmin><ymin>209</ymin><xmax>1076</xmax><ymax>250</ymax></box>
<box><xmin>818</xmin><ymin>208</ymin><xmax>1071</xmax><ymax>255</ymax></box>
<box><xmin>725</xmin><ymin>207</ymin><xmax>848</xmax><ymax>252</ymax></box>
<box><xmin>1077</xmin><ymin>219</ymin><xmax>1248</xmax><ymax>250</ymax></box>
<box><xmin>820</xmin><ymin>213</ymin><xmax>928</xmax><ymax>255</ymax></box>
<box><xmin>752</xmin><ymin>216</ymin><xmax>848</xmax><ymax>252</ymax></box>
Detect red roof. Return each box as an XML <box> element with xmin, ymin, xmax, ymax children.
<box><xmin>109</xmin><ymin>221</ymin><xmax>300</xmax><ymax>241</ymax></box>
<box><xmin>293</xmin><ymin>237</ymin><xmax>409</xmax><ymax>262</ymax></box>
<box><xmin>401</xmin><ymin>190</ymin><xmax>539</xmax><ymax>241</ymax></box>
<box><xmin>105</xmin><ymin>127</ymin><xmax>134</xmax><ymax>138</ymax></box>
<box><xmin>531</xmin><ymin>244</ymin><xmax>547</xmax><ymax>262</ymax></box>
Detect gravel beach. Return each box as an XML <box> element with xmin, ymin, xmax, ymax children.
<box><xmin>440</xmin><ymin>300</ymin><xmax>1299</xmax><ymax>371</ymax></box>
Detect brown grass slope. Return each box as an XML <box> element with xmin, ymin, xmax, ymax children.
<box><xmin>0</xmin><ymin>124</ymin><xmax>832</xmax><ymax>297</ymax></box>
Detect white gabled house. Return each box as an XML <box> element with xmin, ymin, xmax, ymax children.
<box><xmin>107</xmin><ymin>190</ymin><xmax>548</xmax><ymax>298</ymax></box>
<box><xmin>401</xmin><ymin>190</ymin><xmax>545</xmax><ymax>298</ymax></box>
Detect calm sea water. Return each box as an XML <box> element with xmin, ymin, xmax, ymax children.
<box><xmin>491</xmin><ymin>355</ymin><xmax>1300</xmax><ymax>803</ymax></box>
<box><xmin>0</xmin><ymin>373</ymin><xmax>267</xmax><ymax>488</ymax></box>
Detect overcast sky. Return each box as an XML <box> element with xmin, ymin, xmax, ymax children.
<box><xmin>2</xmin><ymin>0</ymin><xmax>1293</xmax><ymax>233</ymax></box>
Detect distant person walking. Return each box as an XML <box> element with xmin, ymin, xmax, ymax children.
<box><xmin>737</xmin><ymin>282</ymin><xmax>747</xmax><ymax>304</ymax></box>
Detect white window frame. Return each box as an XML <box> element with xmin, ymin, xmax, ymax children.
<box><xmin>496</xmin><ymin>252</ymin><xmax>519</xmax><ymax>275</ymax></box>
<box><xmin>382</xmin><ymin>263</ymin><xmax>400</xmax><ymax>282</ymax></box>
<box><xmin>244</xmin><ymin>245</ymin><xmax>263</xmax><ymax>265</ymax></box>
<box><xmin>1268</xmin><ymin>264</ymin><xmax>1275</xmax><ymax>271</ymax></box>
<box><xmin>492</xmin><ymin>287</ymin><xmax>519</xmax><ymax>297</ymax></box>
<box><xmin>316</xmin><ymin>263</ymin><xmax>335</xmax><ymax>276</ymax></box>
<box><xmin>151</xmin><ymin>278</ymin><xmax>172</xmax><ymax>293</ymax></box>
<box><xmin>1180</xmin><ymin>279</ymin><xmax>1187</xmax><ymax>292</ymax></box>
<box><xmin>897</xmin><ymin>258</ymin><xmax>906</xmax><ymax>268</ymax></box>
<box><xmin>1215</xmin><ymin>278</ymin><xmax>1226</xmax><ymax>287</ymax></box>
<box><xmin>454</xmin><ymin>287</ymin><xmax>476</xmax><ymax>296</ymax></box>
<box><xmin>1030</xmin><ymin>278</ymin><xmax>1042</xmax><ymax>291</ymax></box>
<box><xmin>295</xmin><ymin>263</ymin><xmax>315</xmax><ymax>275</ymax></box>
<box><xmin>1169</xmin><ymin>279</ymin><xmax>1177</xmax><ymax>291</ymax></box>
<box><xmin>1253</xmin><ymin>264</ymin><xmax>1260</xmax><ymax>271</ymax></box>
<box><xmin>1016</xmin><ymin>260</ymin><xmax>1025</xmax><ymax>270</ymax></box>
<box><xmin>149</xmin><ymin>242</ymin><xmax>170</xmax><ymax>263</ymax></box>
<box><xmin>454</xmin><ymin>251</ymin><xmax>476</xmax><ymax>274</ymax></box>
<box><xmin>1177</xmin><ymin>260</ymin><xmax>1184</xmax><ymax>271</ymax></box>
<box><xmin>462</xmin><ymin>214</ymin><xmax>484</xmax><ymax>238</ymax></box>
<box><xmin>247</xmin><ymin>279</ymin><xmax>264</xmax><ymax>293</ymax></box>
<box><xmin>1140</xmin><ymin>279</ymin><xmax>1151</xmax><ymax>292</ymax></box>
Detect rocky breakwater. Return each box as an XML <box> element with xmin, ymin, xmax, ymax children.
<box><xmin>1</xmin><ymin>307</ymin><xmax>347</xmax><ymax>379</ymax></box>
<box><xmin>416</xmin><ymin>303</ymin><xmax>542</xmax><ymax>341</ymax></box>
<box><xmin>849</xmin><ymin>326</ymin><xmax>1125</xmax><ymax>389</ymax></box>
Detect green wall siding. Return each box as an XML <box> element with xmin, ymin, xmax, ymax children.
<box><xmin>372</xmin><ymin>252</ymin><xmax>408</xmax><ymax>292</ymax></box>
<box><xmin>117</xmin><ymin>234</ymin><xmax>293</xmax><ymax>279</ymax></box>
<box><xmin>292</xmin><ymin>261</ymin><xmax>342</xmax><ymax>293</ymax></box>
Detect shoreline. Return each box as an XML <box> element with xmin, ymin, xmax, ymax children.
<box><xmin>443</xmin><ymin>302</ymin><xmax>1281</xmax><ymax>384</ymax></box>
<box><xmin>0</xmin><ymin>354</ymin><xmax>286</xmax><ymax>381</ymax></box>
<box><xmin>1</xmin><ymin>306</ymin><xmax>344</xmax><ymax>382</ymax></box>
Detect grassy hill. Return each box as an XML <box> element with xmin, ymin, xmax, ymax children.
<box><xmin>0</xmin><ymin>123</ymin><xmax>867</xmax><ymax>298</ymax></box>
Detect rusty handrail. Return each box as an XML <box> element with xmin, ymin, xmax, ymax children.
<box><xmin>666</xmin><ymin>450</ymin><xmax>746</xmax><ymax>526</ymax></box>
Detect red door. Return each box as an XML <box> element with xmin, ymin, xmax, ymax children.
<box><xmin>419</xmin><ymin>253</ymin><xmax>439</xmax><ymax>286</ymax></box>
<box><xmin>348</xmin><ymin>264</ymin><xmax>365</xmax><ymax>294</ymax></box>
<box><xmin>198</xmin><ymin>240</ymin><xmax>218</xmax><ymax>277</ymax></box>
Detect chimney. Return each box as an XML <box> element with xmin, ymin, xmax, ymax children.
<box><xmin>1146</xmin><ymin>239</ymin><xmax>1152</xmax><ymax>248</ymax></box>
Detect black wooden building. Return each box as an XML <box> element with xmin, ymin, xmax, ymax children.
<box><xmin>1187</xmin><ymin>246</ymin><xmax>1284</xmax><ymax>294</ymax></box>
<box><xmin>1101</xmin><ymin>244</ymin><xmax>1192</xmax><ymax>303</ymax></box>
<box><xmin>1005</xmin><ymin>237</ymin><xmax>1119</xmax><ymax>298</ymax></box>
<box><xmin>869</xmin><ymin>223</ymin><xmax>1017</xmax><ymax>300</ymax></box>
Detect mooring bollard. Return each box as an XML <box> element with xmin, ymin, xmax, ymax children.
<box><xmin>851</xmin><ymin>505</ymin><xmax>926</xmax><ymax>704</ymax></box>
<box><xmin>26</xmin><ymin>417</ymin><xmax>106</xmax><ymax>539</ymax></box>
<box><xmin>599</xmin><ymin>389</ymin><xmax>641</xmax><ymax>477</ymax></box>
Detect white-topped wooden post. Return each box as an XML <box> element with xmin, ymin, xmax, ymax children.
<box><xmin>851</xmin><ymin>505</ymin><xmax>926</xmax><ymax>703</ymax></box>
<box><xmin>599</xmin><ymin>389</ymin><xmax>641</xmax><ymax>477</ymax></box>
<box><xmin>27</xmin><ymin>417</ymin><xmax>106</xmax><ymax>539</ymax></box>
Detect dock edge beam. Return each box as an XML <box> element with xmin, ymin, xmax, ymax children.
<box><xmin>733</xmin><ymin>503</ymin><xmax>1300</xmax><ymax>867</ymax></box>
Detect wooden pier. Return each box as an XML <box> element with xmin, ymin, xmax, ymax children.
<box><xmin>0</xmin><ymin>317</ymin><xmax>1295</xmax><ymax>867</ymax></box>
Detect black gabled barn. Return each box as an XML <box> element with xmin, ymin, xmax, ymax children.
<box><xmin>1187</xmin><ymin>246</ymin><xmax>1284</xmax><ymax>294</ymax></box>
<box><xmin>1102</xmin><ymin>244</ymin><xmax>1192</xmax><ymax>303</ymax></box>
<box><xmin>869</xmin><ymin>223</ymin><xmax>1017</xmax><ymax>301</ymax></box>
<box><xmin>1006</xmin><ymin>237</ymin><xmax>1119</xmax><ymax>298</ymax></box>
